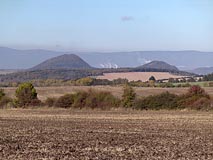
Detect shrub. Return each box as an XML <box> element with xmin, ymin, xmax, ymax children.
<box><xmin>188</xmin><ymin>85</ymin><xmax>207</xmax><ymax>96</ymax></box>
<box><xmin>177</xmin><ymin>95</ymin><xmax>211</xmax><ymax>110</ymax></box>
<box><xmin>190</xmin><ymin>97</ymin><xmax>211</xmax><ymax>110</ymax></box>
<box><xmin>177</xmin><ymin>86</ymin><xmax>211</xmax><ymax>109</ymax></box>
<box><xmin>135</xmin><ymin>92</ymin><xmax>178</xmax><ymax>110</ymax></box>
<box><xmin>55</xmin><ymin>94</ymin><xmax>74</xmax><ymax>108</ymax></box>
<box><xmin>72</xmin><ymin>91</ymin><xmax>89</xmax><ymax>108</ymax></box>
<box><xmin>85</xmin><ymin>89</ymin><xmax>119</xmax><ymax>109</ymax></box>
<box><xmin>122</xmin><ymin>84</ymin><xmax>136</xmax><ymax>108</ymax></box>
<box><xmin>53</xmin><ymin>89</ymin><xmax>119</xmax><ymax>109</ymax></box>
<box><xmin>15</xmin><ymin>82</ymin><xmax>41</xmax><ymax>107</ymax></box>
<box><xmin>45</xmin><ymin>97</ymin><xmax>57</xmax><ymax>107</ymax></box>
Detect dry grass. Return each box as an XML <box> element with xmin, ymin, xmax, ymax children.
<box><xmin>97</xmin><ymin>72</ymin><xmax>185</xmax><ymax>81</ymax></box>
<box><xmin>3</xmin><ymin>86</ymin><xmax>213</xmax><ymax>101</ymax></box>
<box><xmin>0</xmin><ymin>109</ymin><xmax>213</xmax><ymax>159</ymax></box>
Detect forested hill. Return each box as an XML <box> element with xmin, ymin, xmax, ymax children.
<box><xmin>30</xmin><ymin>54</ymin><xmax>92</xmax><ymax>70</ymax></box>
<box><xmin>137</xmin><ymin>61</ymin><xmax>179</xmax><ymax>72</ymax></box>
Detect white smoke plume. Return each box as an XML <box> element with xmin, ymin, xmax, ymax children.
<box><xmin>100</xmin><ymin>62</ymin><xmax>119</xmax><ymax>69</ymax></box>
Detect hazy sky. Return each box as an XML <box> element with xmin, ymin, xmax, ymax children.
<box><xmin>0</xmin><ymin>0</ymin><xmax>212</xmax><ymax>52</ymax></box>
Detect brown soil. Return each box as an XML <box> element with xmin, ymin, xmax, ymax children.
<box><xmin>0</xmin><ymin>109</ymin><xmax>213</xmax><ymax>159</ymax></box>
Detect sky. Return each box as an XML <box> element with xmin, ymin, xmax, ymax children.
<box><xmin>0</xmin><ymin>0</ymin><xmax>212</xmax><ymax>52</ymax></box>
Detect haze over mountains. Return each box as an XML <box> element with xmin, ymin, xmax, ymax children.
<box><xmin>0</xmin><ymin>47</ymin><xmax>212</xmax><ymax>73</ymax></box>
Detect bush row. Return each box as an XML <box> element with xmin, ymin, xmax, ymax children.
<box><xmin>0</xmin><ymin>83</ymin><xmax>212</xmax><ymax>110</ymax></box>
<box><xmin>46</xmin><ymin>89</ymin><xmax>120</xmax><ymax>109</ymax></box>
<box><xmin>135</xmin><ymin>91</ymin><xmax>211</xmax><ymax>110</ymax></box>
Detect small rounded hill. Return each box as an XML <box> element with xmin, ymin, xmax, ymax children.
<box><xmin>30</xmin><ymin>54</ymin><xmax>92</xmax><ymax>70</ymax></box>
<box><xmin>137</xmin><ymin>60</ymin><xmax>179</xmax><ymax>72</ymax></box>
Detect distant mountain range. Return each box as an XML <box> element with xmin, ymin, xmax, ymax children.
<box><xmin>0</xmin><ymin>53</ymin><xmax>195</xmax><ymax>82</ymax></box>
<box><xmin>30</xmin><ymin>54</ymin><xmax>92</xmax><ymax>70</ymax></box>
<box><xmin>188</xmin><ymin>67</ymin><xmax>213</xmax><ymax>75</ymax></box>
<box><xmin>0</xmin><ymin>47</ymin><xmax>212</xmax><ymax>71</ymax></box>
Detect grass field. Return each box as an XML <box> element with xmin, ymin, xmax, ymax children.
<box><xmin>0</xmin><ymin>109</ymin><xmax>213</xmax><ymax>159</ymax></box>
<box><xmin>3</xmin><ymin>86</ymin><xmax>213</xmax><ymax>101</ymax></box>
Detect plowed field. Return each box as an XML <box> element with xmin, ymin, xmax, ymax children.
<box><xmin>0</xmin><ymin>109</ymin><xmax>213</xmax><ymax>159</ymax></box>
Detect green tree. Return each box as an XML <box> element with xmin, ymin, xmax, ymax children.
<box><xmin>122</xmin><ymin>84</ymin><xmax>136</xmax><ymax>108</ymax></box>
<box><xmin>149</xmin><ymin>76</ymin><xmax>156</xmax><ymax>81</ymax></box>
<box><xmin>15</xmin><ymin>82</ymin><xmax>39</xmax><ymax>107</ymax></box>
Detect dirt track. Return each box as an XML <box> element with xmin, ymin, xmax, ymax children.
<box><xmin>0</xmin><ymin>109</ymin><xmax>213</xmax><ymax>159</ymax></box>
